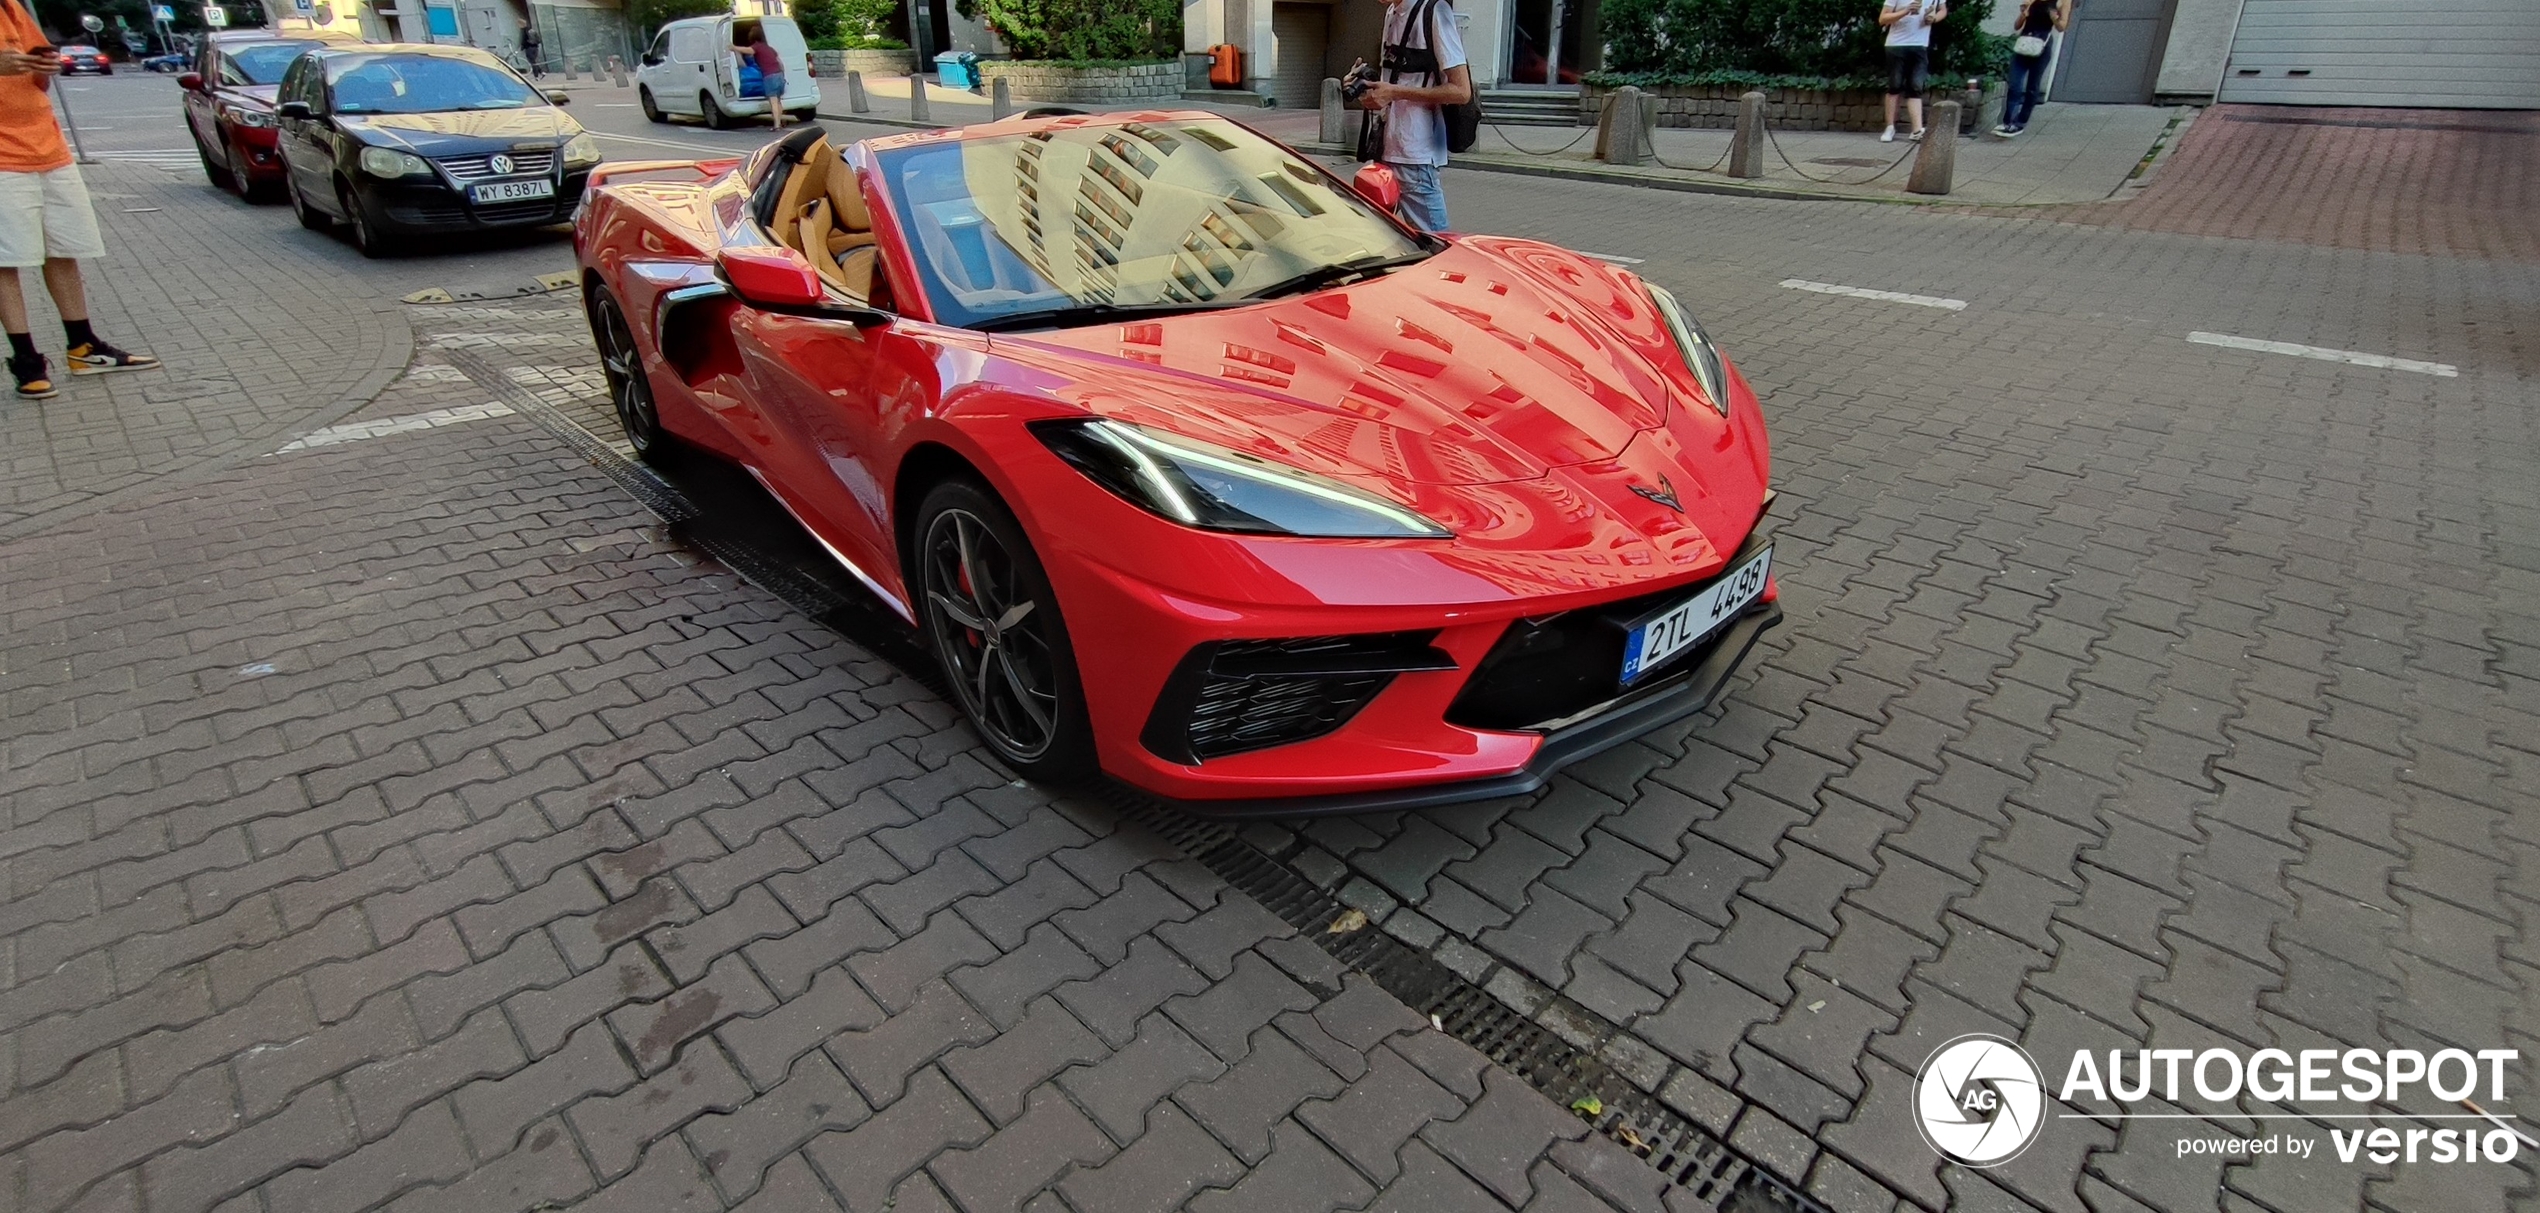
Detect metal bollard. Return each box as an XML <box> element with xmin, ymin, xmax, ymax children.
<box><xmin>910</xmin><ymin>73</ymin><xmax>931</xmax><ymax>123</ymax></box>
<box><xmin>847</xmin><ymin>70</ymin><xmax>869</xmax><ymax>113</ymax></box>
<box><xmin>608</xmin><ymin>56</ymin><xmax>626</xmax><ymax>87</ymax></box>
<box><xmin>562</xmin><ymin>58</ymin><xmax>576</xmax><ymax>81</ymax></box>
<box><xmin>991</xmin><ymin>77</ymin><xmax>1012</xmax><ymax>120</ymax></box>
<box><xmin>1908</xmin><ymin>99</ymin><xmax>1959</xmax><ymax>194</ymax></box>
<box><xmin>1726</xmin><ymin>89</ymin><xmax>1765</xmax><ymax>178</ymax></box>
<box><xmin>1319</xmin><ymin>77</ymin><xmax>1345</xmax><ymax>145</ymax></box>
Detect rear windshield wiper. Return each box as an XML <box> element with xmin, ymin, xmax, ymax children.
<box><xmin>1240</xmin><ymin>250</ymin><xmax>1434</xmax><ymax>302</ymax></box>
<box><xmin>968</xmin><ymin>300</ymin><xmax>1241</xmax><ymax>333</ymax></box>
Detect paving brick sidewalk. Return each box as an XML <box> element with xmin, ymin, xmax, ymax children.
<box><xmin>0</xmin><ymin>161</ymin><xmax>411</xmax><ymax>542</ymax></box>
<box><xmin>0</xmin><ymin>313</ymin><xmax>1678</xmax><ymax>1210</ymax></box>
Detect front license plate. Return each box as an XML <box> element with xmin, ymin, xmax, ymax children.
<box><xmin>1620</xmin><ymin>546</ymin><xmax>1773</xmax><ymax>685</ymax></box>
<box><xmin>470</xmin><ymin>178</ymin><xmax>555</xmax><ymax>204</ymax></box>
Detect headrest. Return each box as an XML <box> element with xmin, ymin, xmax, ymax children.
<box><xmin>824</xmin><ymin>154</ymin><xmax>869</xmax><ymax>230</ymax></box>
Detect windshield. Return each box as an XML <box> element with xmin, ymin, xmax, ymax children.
<box><xmin>874</xmin><ymin>118</ymin><xmax>1428</xmax><ymax>331</ymax></box>
<box><xmin>327</xmin><ymin>54</ymin><xmax>540</xmax><ymax>114</ymax></box>
<box><xmin>224</xmin><ymin>40</ymin><xmax>323</xmax><ymax>85</ymax></box>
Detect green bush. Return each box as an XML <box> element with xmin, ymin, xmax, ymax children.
<box><xmin>1600</xmin><ymin>0</ymin><xmax>1998</xmax><ymax>84</ymax></box>
<box><xmin>953</xmin><ymin>0</ymin><xmax>1179</xmax><ymax>60</ymax></box>
<box><xmin>806</xmin><ymin>34</ymin><xmax>912</xmax><ymax>49</ymax></box>
<box><xmin>631</xmin><ymin>0</ymin><xmax>730</xmax><ymax>35</ymax></box>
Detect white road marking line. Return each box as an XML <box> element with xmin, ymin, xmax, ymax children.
<box><xmin>1580</xmin><ymin>252</ymin><xmax>1645</xmax><ymax>265</ymax></box>
<box><xmin>2185</xmin><ymin>331</ymin><xmax>2458</xmax><ymax>378</ymax></box>
<box><xmin>271</xmin><ymin>402</ymin><xmax>515</xmax><ymax>452</ymax></box>
<box><xmin>1779</xmin><ymin>279</ymin><xmax>1968</xmax><ymax>310</ymax></box>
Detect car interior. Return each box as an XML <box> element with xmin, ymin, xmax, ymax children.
<box><xmin>754</xmin><ymin>130</ymin><xmax>881</xmax><ymax>300</ymax></box>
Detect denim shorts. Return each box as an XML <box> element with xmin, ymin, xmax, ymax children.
<box><xmin>1885</xmin><ymin>47</ymin><xmax>1928</xmax><ymax>95</ymax></box>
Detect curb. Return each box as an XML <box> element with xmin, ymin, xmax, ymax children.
<box><xmin>1292</xmin><ymin>139</ymin><xmax>1926</xmax><ymax>205</ymax></box>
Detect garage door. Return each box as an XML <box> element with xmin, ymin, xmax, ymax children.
<box><xmin>1270</xmin><ymin>2</ymin><xmax>1330</xmax><ymax>110</ymax></box>
<box><xmin>2221</xmin><ymin>0</ymin><xmax>2540</xmax><ymax>107</ymax></box>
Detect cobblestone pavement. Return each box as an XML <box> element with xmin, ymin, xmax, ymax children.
<box><xmin>4</xmin><ymin>103</ymin><xmax>2538</xmax><ymax>1213</ymax></box>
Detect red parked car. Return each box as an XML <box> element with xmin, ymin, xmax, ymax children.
<box><xmin>575</xmin><ymin>114</ymin><xmax>1780</xmax><ymax>812</ymax></box>
<box><xmin>180</xmin><ymin>29</ymin><xmax>359</xmax><ymax>200</ymax></box>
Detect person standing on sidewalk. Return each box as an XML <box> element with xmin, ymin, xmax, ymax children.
<box><xmin>1995</xmin><ymin>0</ymin><xmax>2071</xmax><ymax>136</ymax></box>
<box><xmin>1355</xmin><ymin>0</ymin><xmax>1471</xmax><ymax>233</ymax></box>
<box><xmin>0</xmin><ymin>0</ymin><xmax>157</xmax><ymax>401</ymax></box>
<box><xmin>1879</xmin><ymin>0</ymin><xmax>1946</xmax><ymax>143</ymax></box>
<box><xmin>744</xmin><ymin>27</ymin><xmax>786</xmax><ymax>129</ymax></box>
<box><xmin>518</xmin><ymin>18</ymin><xmax>544</xmax><ymax>79</ymax></box>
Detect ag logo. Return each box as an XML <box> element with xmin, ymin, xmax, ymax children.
<box><xmin>1913</xmin><ymin>1035</ymin><xmax>2044</xmax><ymax>1167</ymax></box>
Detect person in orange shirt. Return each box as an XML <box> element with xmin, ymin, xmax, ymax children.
<box><xmin>1</xmin><ymin>0</ymin><xmax>157</xmax><ymax>400</ymax></box>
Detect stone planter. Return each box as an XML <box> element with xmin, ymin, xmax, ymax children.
<box><xmin>975</xmin><ymin>60</ymin><xmax>1182</xmax><ymax>106</ymax></box>
<box><xmin>1581</xmin><ymin>81</ymin><xmax>2003</xmax><ymax>133</ymax></box>
<box><xmin>809</xmin><ymin>47</ymin><xmax>918</xmax><ymax>79</ymax></box>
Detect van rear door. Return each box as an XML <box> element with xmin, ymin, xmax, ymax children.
<box><xmin>713</xmin><ymin>16</ymin><xmax>738</xmax><ymax>100</ymax></box>
<box><xmin>759</xmin><ymin>17</ymin><xmax>811</xmax><ymax>85</ymax></box>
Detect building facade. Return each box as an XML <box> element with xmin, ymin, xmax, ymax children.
<box><xmin>1187</xmin><ymin>0</ymin><xmax>1601</xmax><ymax>110</ymax></box>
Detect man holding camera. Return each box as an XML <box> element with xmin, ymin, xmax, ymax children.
<box><xmin>1</xmin><ymin>0</ymin><xmax>157</xmax><ymax>400</ymax></box>
<box><xmin>1350</xmin><ymin>0</ymin><xmax>1472</xmax><ymax>233</ymax></box>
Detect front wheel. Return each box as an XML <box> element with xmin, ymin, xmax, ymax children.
<box><xmin>290</xmin><ymin>178</ymin><xmax>331</xmax><ymax>230</ymax></box>
<box><xmin>590</xmin><ymin>288</ymin><xmax>672</xmax><ymax>465</ymax></box>
<box><xmin>914</xmin><ymin>480</ymin><xmax>1097</xmax><ymax>782</ymax></box>
<box><xmin>700</xmin><ymin>92</ymin><xmax>728</xmax><ymax>130</ymax></box>
<box><xmin>197</xmin><ymin>134</ymin><xmax>236</xmax><ymax>193</ymax></box>
<box><xmin>233</xmin><ymin>141</ymin><xmax>279</xmax><ymax>202</ymax></box>
<box><xmin>639</xmin><ymin>86</ymin><xmax>663</xmax><ymax>123</ymax></box>
<box><xmin>337</xmin><ymin>183</ymin><xmax>385</xmax><ymax>258</ymax></box>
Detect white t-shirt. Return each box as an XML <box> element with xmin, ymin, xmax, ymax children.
<box><xmin>1883</xmin><ymin>0</ymin><xmax>1935</xmax><ymax>47</ymax></box>
<box><xmin>1379</xmin><ymin>0</ymin><xmax>1467</xmax><ymax>167</ymax></box>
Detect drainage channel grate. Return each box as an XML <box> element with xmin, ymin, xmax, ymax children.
<box><xmin>1113</xmin><ymin>794</ymin><xmax>1823</xmax><ymax>1213</ymax></box>
<box><xmin>456</xmin><ymin>344</ymin><xmax>1827</xmax><ymax>1213</ymax></box>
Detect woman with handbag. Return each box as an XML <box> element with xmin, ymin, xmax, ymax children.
<box><xmin>1996</xmin><ymin>0</ymin><xmax>2071</xmax><ymax>137</ymax></box>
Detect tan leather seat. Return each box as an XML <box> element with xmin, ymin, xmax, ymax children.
<box><xmin>769</xmin><ymin>141</ymin><xmax>838</xmax><ymax>257</ymax></box>
<box><xmin>765</xmin><ymin>135</ymin><xmax>880</xmax><ymax>298</ymax></box>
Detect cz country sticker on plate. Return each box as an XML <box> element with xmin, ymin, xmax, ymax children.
<box><xmin>1620</xmin><ymin>546</ymin><xmax>1772</xmax><ymax>686</ymax></box>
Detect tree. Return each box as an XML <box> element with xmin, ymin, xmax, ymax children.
<box><xmin>629</xmin><ymin>0</ymin><xmax>730</xmax><ymax>40</ymax></box>
<box><xmin>955</xmin><ymin>0</ymin><xmax>1177</xmax><ymax>60</ymax></box>
<box><xmin>1601</xmin><ymin>0</ymin><xmax>1998</xmax><ymax>82</ymax></box>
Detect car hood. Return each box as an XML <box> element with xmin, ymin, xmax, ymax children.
<box><xmin>1007</xmin><ymin>237</ymin><xmax>1695</xmax><ymax>488</ymax></box>
<box><xmin>224</xmin><ymin>84</ymin><xmax>281</xmax><ymax>107</ymax></box>
<box><xmin>984</xmin><ymin>237</ymin><xmax>1764</xmax><ymax>586</ymax></box>
<box><xmin>343</xmin><ymin>107</ymin><xmax>580</xmax><ymax>154</ymax></box>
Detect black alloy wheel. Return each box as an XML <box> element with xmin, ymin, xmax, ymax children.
<box><xmin>337</xmin><ymin>183</ymin><xmax>385</xmax><ymax>258</ymax></box>
<box><xmin>639</xmin><ymin>86</ymin><xmax>663</xmax><ymax>123</ymax></box>
<box><xmin>590</xmin><ymin>290</ymin><xmax>670</xmax><ymax>464</ymax></box>
<box><xmin>701</xmin><ymin>92</ymin><xmax>729</xmax><ymax>130</ymax></box>
<box><xmin>290</xmin><ymin>178</ymin><xmax>331</xmax><ymax>230</ymax></box>
<box><xmin>914</xmin><ymin>481</ymin><xmax>1095</xmax><ymax>780</ymax></box>
<box><xmin>196</xmin><ymin>133</ymin><xmax>236</xmax><ymax>192</ymax></box>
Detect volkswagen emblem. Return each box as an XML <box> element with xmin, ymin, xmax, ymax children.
<box><xmin>1912</xmin><ymin>1035</ymin><xmax>2046</xmax><ymax>1168</ymax></box>
<box><xmin>489</xmin><ymin>153</ymin><xmax>515</xmax><ymax>175</ymax></box>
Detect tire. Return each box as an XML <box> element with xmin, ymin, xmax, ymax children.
<box><xmin>639</xmin><ymin>86</ymin><xmax>664</xmax><ymax>123</ymax></box>
<box><xmin>196</xmin><ymin>133</ymin><xmax>236</xmax><ymax>193</ymax></box>
<box><xmin>589</xmin><ymin>288</ymin><xmax>674</xmax><ymax>466</ymax></box>
<box><xmin>700</xmin><ymin>92</ymin><xmax>728</xmax><ymax>130</ymax></box>
<box><xmin>231</xmin><ymin>140</ymin><xmax>279</xmax><ymax>202</ymax></box>
<box><xmin>290</xmin><ymin>177</ymin><xmax>331</xmax><ymax>230</ymax></box>
<box><xmin>337</xmin><ymin>183</ymin><xmax>385</xmax><ymax>258</ymax></box>
<box><xmin>912</xmin><ymin>479</ymin><xmax>1097</xmax><ymax>782</ymax></box>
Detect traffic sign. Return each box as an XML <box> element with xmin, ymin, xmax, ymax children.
<box><xmin>152</xmin><ymin>4</ymin><xmax>174</xmax><ymax>20</ymax></box>
<box><xmin>203</xmin><ymin>5</ymin><xmax>227</xmax><ymax>25</ymax></box>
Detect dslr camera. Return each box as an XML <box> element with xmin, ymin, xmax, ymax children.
<box><xmin>1341</xmin><ymin>60</ymin><xmax>1376</xmax><ymax>106</ymax></box>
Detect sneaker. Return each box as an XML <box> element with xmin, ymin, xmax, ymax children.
<box><xmin>10</xmin><ymin>352</ymin><xmax>56</xmax><ymax>400</ymax></box>
<box><xmin>1909</xmin><ymin>127</ymin><xmax>1926</xmax><ymax>142</ymax></box>
<box><xmin>1879</xmin><ymin>125</ymin><xmax>1897</xmax><ymax>143</ymax></box>
<box><xmin>2002</xmin><ymin>124</ymin><xmax>2025</xmax><ymax>137</ymax></box>
<box><xmin>65</xmin><ymin>341</ymin><xmax>160</xmax><ymax>375</ymax></box>
<box><xmin>1992</xmin><ymin>123</ymin><xmax>2013</xmax><ymax>135</ymax></box>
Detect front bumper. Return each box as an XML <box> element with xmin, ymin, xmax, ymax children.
<box><xmin>354</xmin><ymin>171</ymin><xmax>593</xmax><ymax>233</ymax></box>
<box><xmin>229</xmin><ymin>125</ymin><xmax>285</xmax><ymax>182</ymax></box>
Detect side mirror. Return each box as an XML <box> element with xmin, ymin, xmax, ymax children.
<box><xmin>720</xmin><ymin>246</ymin><xmax>827</xmax><ymax>310</ymax></box>
<box><xmin>718</xmin><ymin>246</ymin><xmax>891</xmax><ymax>324</ymax></box>
<box><xmin>1351</xmin><ymin>163</ymin><xmax>1401</xmax><ymax>213</ymax></box>
<box><xmin>543</xmin><ymin>88</ymin><xmax>569</xmax><ymax>105</ymax></box>
<box><xmin>277</xmin><ymin>100</ymin><xmax>313</xmax><ymax>120</ymax></box>
<box><xmin>177</xmin><ymin>71</ymin><xmax>203</xmax><ymax>91</ymax></box>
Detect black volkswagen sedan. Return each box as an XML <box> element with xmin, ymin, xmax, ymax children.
<box><xmin>274</xmin><ymin>45</ymin><xmax>601</xmax><ymax>256</ymax></box>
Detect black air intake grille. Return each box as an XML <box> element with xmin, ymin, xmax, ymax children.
<box><xmin>1145</xmin><ymin>633</ymin><xmax>1454</xmax><ymax>763</ymax></box>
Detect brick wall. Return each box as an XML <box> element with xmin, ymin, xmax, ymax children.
<box><xmin>977</xmin><ymin>61</ymin><xmax>1182</xmax><ymax>105</ymax></box>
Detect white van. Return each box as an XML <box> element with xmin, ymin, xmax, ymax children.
<box><xmin>636</xmin><ymin>15</ymin><xmax>818</xmax><ymax>128</ymax></box>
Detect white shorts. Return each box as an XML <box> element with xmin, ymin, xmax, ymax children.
<box><xmin>0</xmin><ymin>164</ymin><xmax>109</xmax><ymax>268</ymax></box>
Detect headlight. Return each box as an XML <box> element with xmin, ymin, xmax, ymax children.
<box><xmin>358</xmin><ymin>146</ymin><xmax>432</xmax><ymax>179</ymax></box>
<box><xmin>1032</xmin><ymin>419</ymin><xmax>1450</xmax><ymax>540</ymax></box>
<box><xmin>221</xmin><ymin>105</ymin><xmax>276</xmax><ymax>128</ymax></box>
<box><xmin>562</xmin><ymin>132</ymin><xmax>601</xmax><ymax>167</ymax></box>
<box><xmin>1645</xmin><ymin>284</ymin><xmax>1731</xmax><ymax>418</ymax></box>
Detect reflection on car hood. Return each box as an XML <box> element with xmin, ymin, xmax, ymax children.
<box><xmin>227</xmin><ymin>84</ymin><xmax>281</xmax><ymax>106</ymax></box>
<box><xmin>1011</xmin><ymin>237</ymin><xmax>1691</xmax><ymax>487</ymax></box>
<box><xmin>343</xmin><ymin>107</ymin><xmax>579</xmax><ymax>154</ymax></box>
<box><xmin>991</xmin><ymin>237</ymin><xmax>1763</xmax><ymax>589</ymax></box>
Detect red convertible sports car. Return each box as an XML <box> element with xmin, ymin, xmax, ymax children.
<box><xmin>575</xmin><ymin>113</ymin><xmax>1780</xmax><ymax>812</ymax></box>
